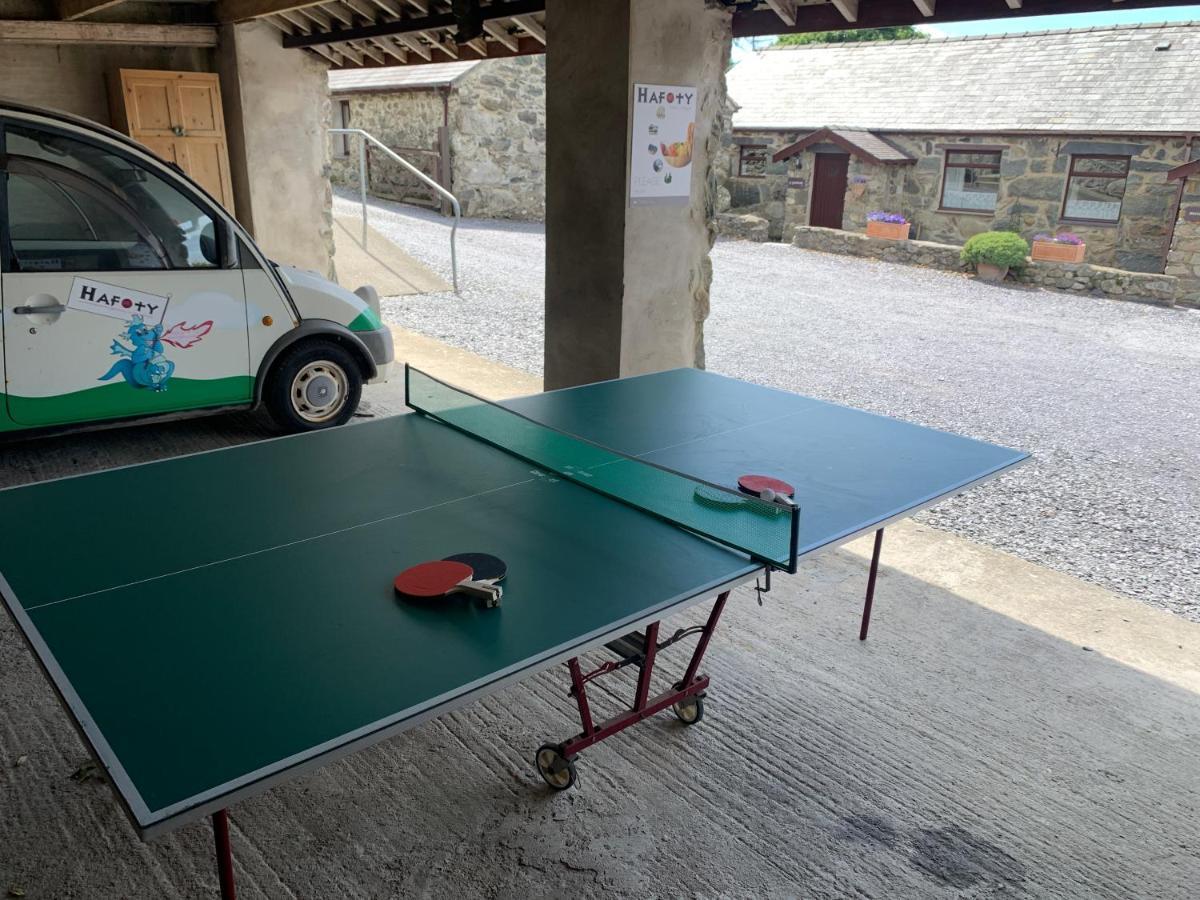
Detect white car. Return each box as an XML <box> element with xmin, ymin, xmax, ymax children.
<box><xmin>0</xmin><ymin>101</ymin><xmax>393</xmax><ymax>437</ymax></box>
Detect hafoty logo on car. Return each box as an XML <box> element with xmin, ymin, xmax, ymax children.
<box><xmin>67</xmin><ymin>277</ymin><xmax>169</xmax><ymax>324</ymax></box>
<box><xmin>636</xmin><ymin>87</ymin><xmax>694</xmax><ymax>106</ymax></box>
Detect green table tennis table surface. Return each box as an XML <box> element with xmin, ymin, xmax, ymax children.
<box><xmin>0</xmin><ymin>368</ymin><xmax>1026</xmax><ymax>838</ymax></box>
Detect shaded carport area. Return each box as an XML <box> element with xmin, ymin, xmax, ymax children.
<box><xmin>2</xmin><ymin>1</ymin><xmax>1200</xmax><ymax>898</ymax></box>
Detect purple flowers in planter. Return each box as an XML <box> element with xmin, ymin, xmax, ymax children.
<box><xmin>867</xmin><ymin>211</ymin><xmax>908</xmax><ymax>224</ymax></box>
<box><xmin>1033</xmin><ymin>231</ymin><xmax>1085</xmax><ymax>245</ymax></box>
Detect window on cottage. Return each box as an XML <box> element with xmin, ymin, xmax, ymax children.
<box><xmin>940</xmin><ymin>149</ymin><xmax>1001</xmax><ymax>213</ymax></box>
<box><xmin>1062</xmin><ymin>155</ymin><xmax>1129</xmax><ymax>223</ymax></box>
<box><xmin>738</xmin><ymin>144</ymin><xmax>768</xmax><ymax>178</ymax></box>
<box><xmin>333</xmin><ymin>100</ymin><xmax>352</xmax><ymax>158</ymax></box>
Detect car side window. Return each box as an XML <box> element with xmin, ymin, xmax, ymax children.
<box><xmin>3</xmin><ymin>122</ymin><xmax>221</xmax><ymax>272</ymax></box>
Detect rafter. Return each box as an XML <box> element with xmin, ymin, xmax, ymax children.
<box><xmin>395</xmin><ymin>32</ymin><xmax>433</xmax><ymax>60</ymax></box>
<box><xmin>831</xmin><ymin>0</ymin><xmax>858</xmax><ymax>22</ymax></box>
<box><xmin>321</xmin><ymin>2</ymin><xmax>354</xmax><ymax>27</ymax></box>
<box><xmin>913</xmin><ymin>0</ymin><xmax>936</xmax><ymax>14</ymax></box>
<box><xmin>283</xmin><ymin>0</ymin><xmax>543</xmax><ymax>50</ymax></box>
<box><xmin>511</xmin><ymin>13</ymin><xmax>545</xmax><ymax>44</ymax></box>
<box><xmin>421</xmin><ymin>29</ymin><xmax>458</xmax><ymax>58</ymax></box>
<box><xmin>57</xmin><ymin>0</ymin><xmax>127</xmax><ymax>21</ymax></box>
<box><xmin>341</xmin><ymin>0</ymin><xmax>381</xmax><ymax>20</ymax></box>
<box><xmin>0</xmin><ymin>20</ymin><xmax>216</xmax><ymax>45</ymax></box>
<box><xmin>297</xmin><ymin>5</ymin><xmax>335</xmax><ymax>29</ymax></box>
<box><xmin>482</xmin><ymin>19</ymin><xmax>519</xmax><ymax>52</ymax></box>
<box><xmin>764</xmin><ymin>0</ymin><xmax>797</xmax><ymax>26</ymax></box>
<box><xmin>217</xmin><ymin>0</ymin><xmax>328</xmax><ymax>24</ymax></box>
<box><xmin>345</xmin><ymin>39</ymin><xmax>381</xmax><ymax>63</ymax></box>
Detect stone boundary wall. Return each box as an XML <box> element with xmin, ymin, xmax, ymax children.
<box><xmin>792</xmin><ymin>226</ymin><xmax>1182</xmax><ymax>307</ymax></box>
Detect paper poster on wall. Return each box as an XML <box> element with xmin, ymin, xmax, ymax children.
<box><xmin>629</xmin><ymin>83</ymin><xmax>697</xmax><ymax>207</ymax></box>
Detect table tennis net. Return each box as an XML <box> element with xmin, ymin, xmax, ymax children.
<box><xmin>406</xmin><ymin>366</ymin><xmax>799</xmax><ymax>572</ymax></box>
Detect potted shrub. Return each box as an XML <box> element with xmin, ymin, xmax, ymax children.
<box><xmin>960</xmin><ymin>231</ymin><xmax>1030</xmax><ymax>282</ymax></box>
<box><xmin>1031</xmin><ymin>231</ymin><xmax>1086</xmax><ymax>263</ymax></box>
<box><xmin>866</xmin><ymin>211</ymin><xmax>910</xmax><ymax>240</ymax></box>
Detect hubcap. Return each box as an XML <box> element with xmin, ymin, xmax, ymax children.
<box><xmin>291</xmin><ymin>361</ymin><xmax>348</xmax><ymax>423</ymax></box>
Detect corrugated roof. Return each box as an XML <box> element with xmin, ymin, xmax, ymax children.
<box><xmin>329</xmin><ymin>61</ymin><xmax>481</xmax><ymax>93</ymax></box>
<box><xmin>728</xmin><ymin>23</ymin><xmax>1200</xmax><ymax>135</ymax></box>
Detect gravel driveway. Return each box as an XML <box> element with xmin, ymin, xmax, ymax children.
<box><xmin>344</xmin><ymin>193</ymin><xmax>1200</xmax><ymax>622</ymax></box>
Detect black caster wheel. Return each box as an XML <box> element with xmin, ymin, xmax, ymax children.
<box><xmin>535</xmin><ymin>743</ymin><xmax>578</xmax><ymax>790</ymax></box>
<box><xmin>672</xmin><ymin>695</ymin><xmax>705</xmax><ymax>725</ymax></box>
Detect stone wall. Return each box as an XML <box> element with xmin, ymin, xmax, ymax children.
<box><xmin>792</xmin><ymin>225</ymin><xmax>1180</xmax><ymax>306</ymax></box>
<box><xmin>330</xmin><ymin>56</ymin><xmax>547</xmax><ymax>220</ymax></box>
<box><xmin>727</xmin><ymin>128</ymin><xmax>1191</xmax><ymax>274</ymax></box>
<box><xmin>716</xmin><ymin>129</ymin><xmax>793</xmax><ymax>240</ymax></box>
<box><xmin>329</xmin><ymin>88</ymin><xmax>446</xmax><ymax>209</ymax></box>
<box><xmin>1165</xmin><ymin>176</ymin><xmax>1200</xmax><ymax>308</ymax></box>
<box><xmin>450</xmin><ymin>55</ymin><xmax>545</xmax><ymax>219</ymax></box>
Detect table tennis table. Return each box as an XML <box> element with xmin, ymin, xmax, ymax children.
<box><xmin>0</xmin><ymin>365</ymin><xmax>1026</xmax><ymax>898</ymax></box>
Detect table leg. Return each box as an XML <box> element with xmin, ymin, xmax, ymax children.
<box><xmin>212</xmin><ymin>809</ymin><xmax>236</xmax><ymax>900</ymax></box>
<box><xmin>859</xmin><ymin>528</ymin><xmax>885</xmax><ymax>641</ymax></box>
<box><xmin>536</xmin><ymin>591</ymin><xmax>731</xmax><ymax>789</ymax></box>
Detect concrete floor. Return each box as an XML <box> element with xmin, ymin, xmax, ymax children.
<box><xmin>1</xmin><ymin>332</ymin><xmax>1198</xmax><ymax>899</ymax></box>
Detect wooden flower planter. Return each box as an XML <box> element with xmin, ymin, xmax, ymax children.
<box><xmin>866</xmin><ymin>220</ymin><xmax>911</xmax><ymax>241</ymax></box>
<box><xmin>1031</xmin><ymin>240</ymin><xmax>1086</xmax><ymax>263</ymax></box>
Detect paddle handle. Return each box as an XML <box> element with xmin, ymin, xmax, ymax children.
<box><xmin>457</xmin><ymin>580</ymin><xmax>503</xmax><ymax>608</ymax></box>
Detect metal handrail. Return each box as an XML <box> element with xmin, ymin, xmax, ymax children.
<box><xmin>329</xmin><ymin>127</ymin><xmax>460</xmax><ymax>294</ymax></box>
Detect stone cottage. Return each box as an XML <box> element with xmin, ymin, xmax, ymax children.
<box><xmin>329</xmin><ymin>56</ymin><xmax>545</xmax><ymax>219</ymax></box>
<box><xmin>721</xmin><ymin>23</ymin><xmax>1200</xmax><ymax>283</ymax></box>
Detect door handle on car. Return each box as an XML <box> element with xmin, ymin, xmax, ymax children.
<box><xmin>13</xmin><ymin>303</ymin><xmax>67</xmax><ymax>315</ymax></box>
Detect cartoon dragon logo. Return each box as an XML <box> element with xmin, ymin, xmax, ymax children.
<box><xmin>98</xmin><ymin>316</ymin><xmax>213</xmax><ymax>392</ymax></box>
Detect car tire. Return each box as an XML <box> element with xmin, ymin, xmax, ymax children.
<box><xmin>265</xmin><ymin>339</ymin><xmax>363</xmax><ymax>433</ymax></box>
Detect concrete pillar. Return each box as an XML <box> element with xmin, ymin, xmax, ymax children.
<box><xmin>544</xmin><ymin>0</ymin><xmax>732</xmax><ymax>389</ymax></box>
<box><xmin>217</xmin><ymin>21</ymin><xmax>334</xmax><ymax>277</ymax></box>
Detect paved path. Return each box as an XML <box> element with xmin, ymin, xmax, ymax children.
<box><xmin>352</xmin><ymin>195</ymin><xmax>1200</xmax><ymax>622</ymax></box>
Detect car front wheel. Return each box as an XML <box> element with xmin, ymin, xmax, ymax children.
<box><xmin>265</xmin><ymin>340</ymin><xmax>363</xmax><ymax>432</ymax></box>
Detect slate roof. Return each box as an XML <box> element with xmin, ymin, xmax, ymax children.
<box><xmin>329</xmin><ymin>61</ymin><xmax>481</xmax><ymax>93</ymax></box>
<box><xmin>727</xmin><ymin>23</ymin><xmax>1200</xmax><ymax>135</ymax></box>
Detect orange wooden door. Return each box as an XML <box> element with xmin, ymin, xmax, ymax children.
<box><xmin>114</xmin><ymin>69</ymin><xmax>236</xmax><ymax>214</ymax></box>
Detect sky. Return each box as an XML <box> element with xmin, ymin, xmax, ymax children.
<box><xmin>731</xmin><ymin>5</ymin><xmax>1200</xmax><ymax>63</ymax></box>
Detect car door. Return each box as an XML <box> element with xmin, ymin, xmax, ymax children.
<box><xmin>0</xmin><ymin>117</ymin><xmax>250</xmax><ymax>429</ymax></box>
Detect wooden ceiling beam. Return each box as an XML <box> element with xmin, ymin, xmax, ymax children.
<box><xmin>0</xmin><ymin>20</ymin><xmax>216</xmax><ymax>46</ymax></box>
<box><xmin>322</xmin><ymin>3</ymin><xmax>354</xmax><ymax>27</ymax></box>
<box><xmin>766</xmin><ymin>1</ymin><xmax>801</xmax><ymax>26</ymax></box>
<box><xmin>218</xmin><ymin>0</ymin><xmax>331</xmax><ymax>24</ymax></box>
<box><xmin>913</xmin><ymin>0</ymin><xmax>936</xmax><ymax>15</ymax></box>
<box><xmin>421</xmin><ymin>29</ymin><xmax>459</xmax><ymax>57</ymax></box>
<box><xmin>511</xmin><ymin>12</ymin><xmax>545</xmax><ymax>44</ymax></box>
<box><xmin>284</xmin><ymin>0</ymin><xmax>544</xmax><ymax>49</ymax></box>
<box><xmin>482</xmin><ymin>19</ymin><xmax>519</xmax><ymax>52</ymax></box>
<box><xmin>57</xmin><ymin>0</ymin><xmax>127</xmax><ymax>21</ymax></box>
<box><xmin>395</xmin><ymin>32</ymin><xmax>433</xmax><ymax>59</ymax></box>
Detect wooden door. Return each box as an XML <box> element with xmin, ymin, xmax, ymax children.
<box><xmin>111</xmin><ymin>69</ymin><xmax>236</xmax><ymax>214</ymax></box>
<box><xmin>810</xmin><ymin>153</ymin><xmax>849</xmax><ymax>229</ymax></box>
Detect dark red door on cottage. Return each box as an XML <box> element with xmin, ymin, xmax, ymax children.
<box><xmin>810</xmin><ymin>153</ymin><xmax>849</xmax><ymax>229</ymax></box>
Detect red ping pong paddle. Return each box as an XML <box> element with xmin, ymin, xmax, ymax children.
<box><xmin>738</xmin><ymin>474</ymin><xmax>796</xmax><ymax>506</ymax></box>
<box><xmin>394</xmin><ymin>560</ymin><xmax>503</xmax><ymax>608</ymax></box>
